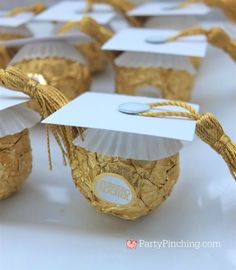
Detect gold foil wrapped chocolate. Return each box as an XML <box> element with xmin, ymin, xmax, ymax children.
<box><xmin>71</xmin><ymin>148</ymin><xmax>179</xmax><ymax>220</ymax></box>
<box><xmin>1</xmin><ymin>67</ymin><xmax>236</xmax><ymax>220</ymax></box>
<box><xmin>76</xmin><ymin>41</ymin><xmax>107</xmax><ymax>73</ymax></box>
<box><xmin>0</xmin><ymin>103</ymin><xmax>40</xmax><ymax>200</ymax></box>
<box><xmin>77</xmin><ymin>16</ymin><xmax>198</xmax><ymax>100</ymax></box>
<box><xmin>115</xmin><ymin>53</ymin><xmax>195</xmax><ymax>101</ymax></box>
<box><xmin>9</xmin><ymin>41</ymin><xmax>91</xmax><ymax>111</ymax></box>
<box><xmin>0</xmin><ymin>25</ymin><xmax>32</xmax><ymax>68</ymax></box>
<box><xmin>0</xmin><ymin>129</ymin><xmax>32</xmax><ymax>200</ymax></box>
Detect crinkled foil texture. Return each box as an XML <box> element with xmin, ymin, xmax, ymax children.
<box><xmin>76</xmin><ymin>41</ymin><xmax>107</xmax><ymax>73</ymax></box>
<box><xmin>71</xmin><ymin>147</ymin><xmax>179</xmax><ymax>220</ymax></box>
<box><xmin>115</xmin><ymin>66</ymin><xmax>194</xmax><ymax>101</ymax></box>
<box><xmin>0</xmin><ymin>33</ymin><xmax>29</xmax><ymax>68</ymax></box>
<box><xmin>0</xmin><ymin>129</ymin><xmax>32</xmax><ymax>200</ymax></box>
<box><xmin>13</xmin><ymin>57</ymin><xmax>91</xmax><ymax>111</ymax></box>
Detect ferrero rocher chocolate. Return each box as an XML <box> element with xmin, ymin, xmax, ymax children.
<box><xmin>10</xmin><ymin>41</ymin><xmax>91</xmax><ymax>111</ymax></box>
<box><xmin>71</xmin><ymin>147</ymin><xmax>179</xmax><ymax>220</ymax></box>
<box><xmin>0</xmin><ymin>129</ymin><xmax>32</xmax><ymax>200</ymax></box>
<box><xmin>76</xmin><ymin>41</ymin><xmax>107</xmax><ymax>73</ymax></box>
<box><xmin>0</xmin><ymin>46</ymin><xmax>11</xmax><ymax>69</ymax></box>
<box><xmin>115</xmin><ymin>53</ymin><xmax>195</xmax><ymax>101</ymax></box>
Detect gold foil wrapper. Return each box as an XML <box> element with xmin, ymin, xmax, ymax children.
<box><xmin>0</xmin><ymin>129</ymin><xmax>32</xmax><ymax>200</ymax></box>
<box><xmin>0</xmin><ymin>35</ymin><xmax>25</xmax><ymax>69</ymax></box>
<box><xmin>71</xmin><ymin>147</ymin><xmax>179</xmax><ymax>220</ymax></box>
<box><xmin>13</xmin><ymin>57</ymin><xmax>91</xmax><ymax>111</ymax></box>
<box><xmin>188</xmin><ymin>56</ymin><xmax>202</xmax><ymax>69</ymax></box>
<box><xmin>0</xmin><ymin>46</ymin><xmax>11</xmax><ymax>69</ymax></box>
<box><xmin>115</xmin><ymin>66</ymin><xmax>194</xmax><ymax>101</ymax></box>
<box><xmin>76</xmin><ymin>41</ymin><xmax>107</xmax><ymax>73</ymax></box>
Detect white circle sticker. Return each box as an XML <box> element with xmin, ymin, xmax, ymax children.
<box><xmin>93</xmin><ymin>173</ymin><xmax>135</xmax><ymax>206</ymax></box>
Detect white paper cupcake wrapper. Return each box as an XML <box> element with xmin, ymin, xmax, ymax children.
<box><xmin>0</xmin><ymin>105</ymin><xmax>41</xmax><ymax>137</ymax></box>
<box><xmin>0</xmin><ymin>25</ymin><xmax>31</xmax><ymax>37</ymax></box>
<box><xmin>145</xmin><ymin>16</ymin><xmax>200</xmax><ymax>30</ymax></box>
<box><xmin>115</xmin><ymin>52</ymin><xmax>196</xmax><ymax>74</ymax></box>
<box><xmin>73</xmin><ymin>128</ymin><xmax>183</xmax><ymax>161</ymax></box>
<box><xmin>9</xmin><ymin>41</ymin><xmax>88</xmax><ymax>66</ymax></box>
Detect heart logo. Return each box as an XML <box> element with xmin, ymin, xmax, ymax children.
<box><xmin>127</xmin><ymin>240</ymin><xmax>138</xmax><ymax>249</ymax></box>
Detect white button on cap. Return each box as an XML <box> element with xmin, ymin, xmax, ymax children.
<box><xmin>119</xmin><ymin>103</ymin><xmax>151</xmax><ymax>114</ymax></box>
<box><xmin>145</xmin><ymin>36</ymin><xmax>166</xmax><ymax>44</ymax></box>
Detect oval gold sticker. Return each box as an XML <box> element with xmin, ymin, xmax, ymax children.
<box><xmin>93</xmin><ymin>173</ymin><xmax>135</xmax><ymax>206</ymax></box>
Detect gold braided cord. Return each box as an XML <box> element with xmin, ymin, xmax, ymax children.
<box><xmin>59</xmin><ymin>21</ymin><xmax>82</xmax><ymax>34</ymax></box>
<box><xmin>166</xmin><ymin>27</ymin><xmax>236</xmax><ymax>62</ymax></box>
<box><xmin>178</xmin><ymin>0</ymin><xmax>236</xmax><ymax>22</ymax></box>
<box><xmin>79</xmin><ymin>16</ymin><xmax>113</xmax><ymax>45</ymax></box>
<box><xmin>85</xmin><ymin>0</ymin><xmax>143</xmax><ymax>26</ymax></box>
<box><xmin>0</xmin><ymin>67</ymin><xmax>78</xmax><ymax>169</ymax></box>
<box><xmin>7</xmin><ymin>3</ymin><xmax>46</xmax><ymax>16</ymax></box>
<box><xmin>140</xmin><ymin>100</ymin><xmax>236</xmax><ymax>180</ymax></box>
<box><xmin>59</xmin><ymin>16</ymin><xmax>116</xmax><ymax>60</ymax></box>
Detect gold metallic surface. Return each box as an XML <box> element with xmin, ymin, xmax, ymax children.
<box><xmin>0</xmin><ymin>129</ymin><xmax>32</xmax><ymax>200</ymax></box>
<box><xmin>13</xmin><ymin>57</ymin><xmax>91</xmax><ymax>111</ymax></box>
<box><xmin>0</xmin><ymin>46</ymin><xmax>11</xmax><ymax>69</ymax></box>
<box><xmin>115</xmin><ymin>66</ymin><xmax>194</xmax><ymax>101</ymax></box>
<box><xmin>76</xmin><ymin>41</ymin><xmax>107</xmax><ymax>73</ymax></box>
<box><xmin>71</xmin><ymin>147</ymin><xmax>179</xmax><ymax>220</ymax></box>
<box><xmin>0</xmin><ymin>33</ymin><xmax>31</xmax><ymax>68</ymax></box>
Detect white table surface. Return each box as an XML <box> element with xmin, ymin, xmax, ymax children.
<box><xmin>1</xmin><ymin>20</ymin><xmax>236</xmax><ymax>270</ymax></box>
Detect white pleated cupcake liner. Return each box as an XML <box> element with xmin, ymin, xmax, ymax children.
<box><xmin>9</xmin><ymin>40</ymin><xmax>88</xmax><ymax>65</ymax></box>
<box><xmin>0</xmin><ymin>105</ymin><xmax>41</xmax><ymax>137</ymax></box>
<box><xmin>73</xmin><ymin>128</ymin><xmax>183</xmax><ymax>161</ymax></box>
<box><xmin>115</xmin><ymin>52</ymin><xmax>196</xmax><ymax>74</ymax></box>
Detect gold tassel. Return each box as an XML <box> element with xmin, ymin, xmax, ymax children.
<box><xmin>166</xmin><ymin>27</ymin><xmax>236</xmax><ymax>62</ymax></box>
<box><xmin>7</xmin><ymin>3</ymin><xmax>46</xmax><ymax>16</ymax></box>
<box><xmin>85</xmin><ymin>0</ymin><xmax>143</xmax><ymax>26</ymax></box>
<box><xmin>140</xmin><ymin>100</ymin><xmax>236</xmax><ymax>180</ymax></box>
<box><xmin>178</xmin><ymin>0</ymin><xmax>236</xmax><ymax>22</ymax></box>
<box><xmin>58</xmin><ymin>18</ymin><xmax>113</xmax><ymax>44</ymax></box>
<box><xmin>0</xmin><ymin>67</ymin><xmax>79</xmax><ymax>169</ymax></box>
<box><xmin>78</xmin><ymin>16</ymin><xmax>117</xmax><ymax>60</ymax></box>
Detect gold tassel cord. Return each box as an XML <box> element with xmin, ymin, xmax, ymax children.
<box><xmin>140</xmin><ymin>100</ymin><xmax>236</xmax><ymax>180</ymax></box>
<box><xmin>177</xmin><ymin>0</ymin><xmax>236</xmax><ymax>22</ymax></box>
<box><xmin>0</xmin><ymin>67</ymin><xmax>79</xmax><ymax>169</ymax></box>
<box><xmin>85</xmin><ymin>0</ymin><xmax>143</xmax><ymax>26</ymax></box>
<box><xmin>59</xmin><ymin>17</ymin><xmax>117</xmax><ymax>60</ymax></box>
<box><xmin>59</xmin><ymin>18</ymin><xmax>113</xmax><ymax>43</ymax></box>
<box><xmin>166</xmin><ymin>27</ymin><xmax>236</xmax><ymax>62</ymax></box>
<box><xmin>78</xmin><ymin>16</ymin><xmax>117</xmax><ymax>60</ymax></box>
<box><xmin>79</xmin><ymin>16</ymin><xmax>113</xmax><ymax>45</ymax></box>
<box><xmin>7</xmin><ymin>3</ymin><xmax>46</xmax><ymax>16</ymax></box>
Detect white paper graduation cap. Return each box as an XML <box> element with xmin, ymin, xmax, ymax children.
<box><xmin>35</xmin><ymin>1</ymin><xmax>116</xmax><ymax>25</ymax></box>
<box><xmin>102</xmin><ymin>28</ymin><xmax>207</xmax><ymax>58</ymax></box>
<box><xmin>128</xmin><ymin>2</ymin><xmax>211</xmax><ymax>17</ymax></box>
<box><xmin>0</xmin><ymin>10</ymin><xmax>35</xmax><ymax>27</ymax></box>
<box><xmin>42</xmin><ymin>92</ymin><xmax>200</xmax><ymax>161</ymax></box>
